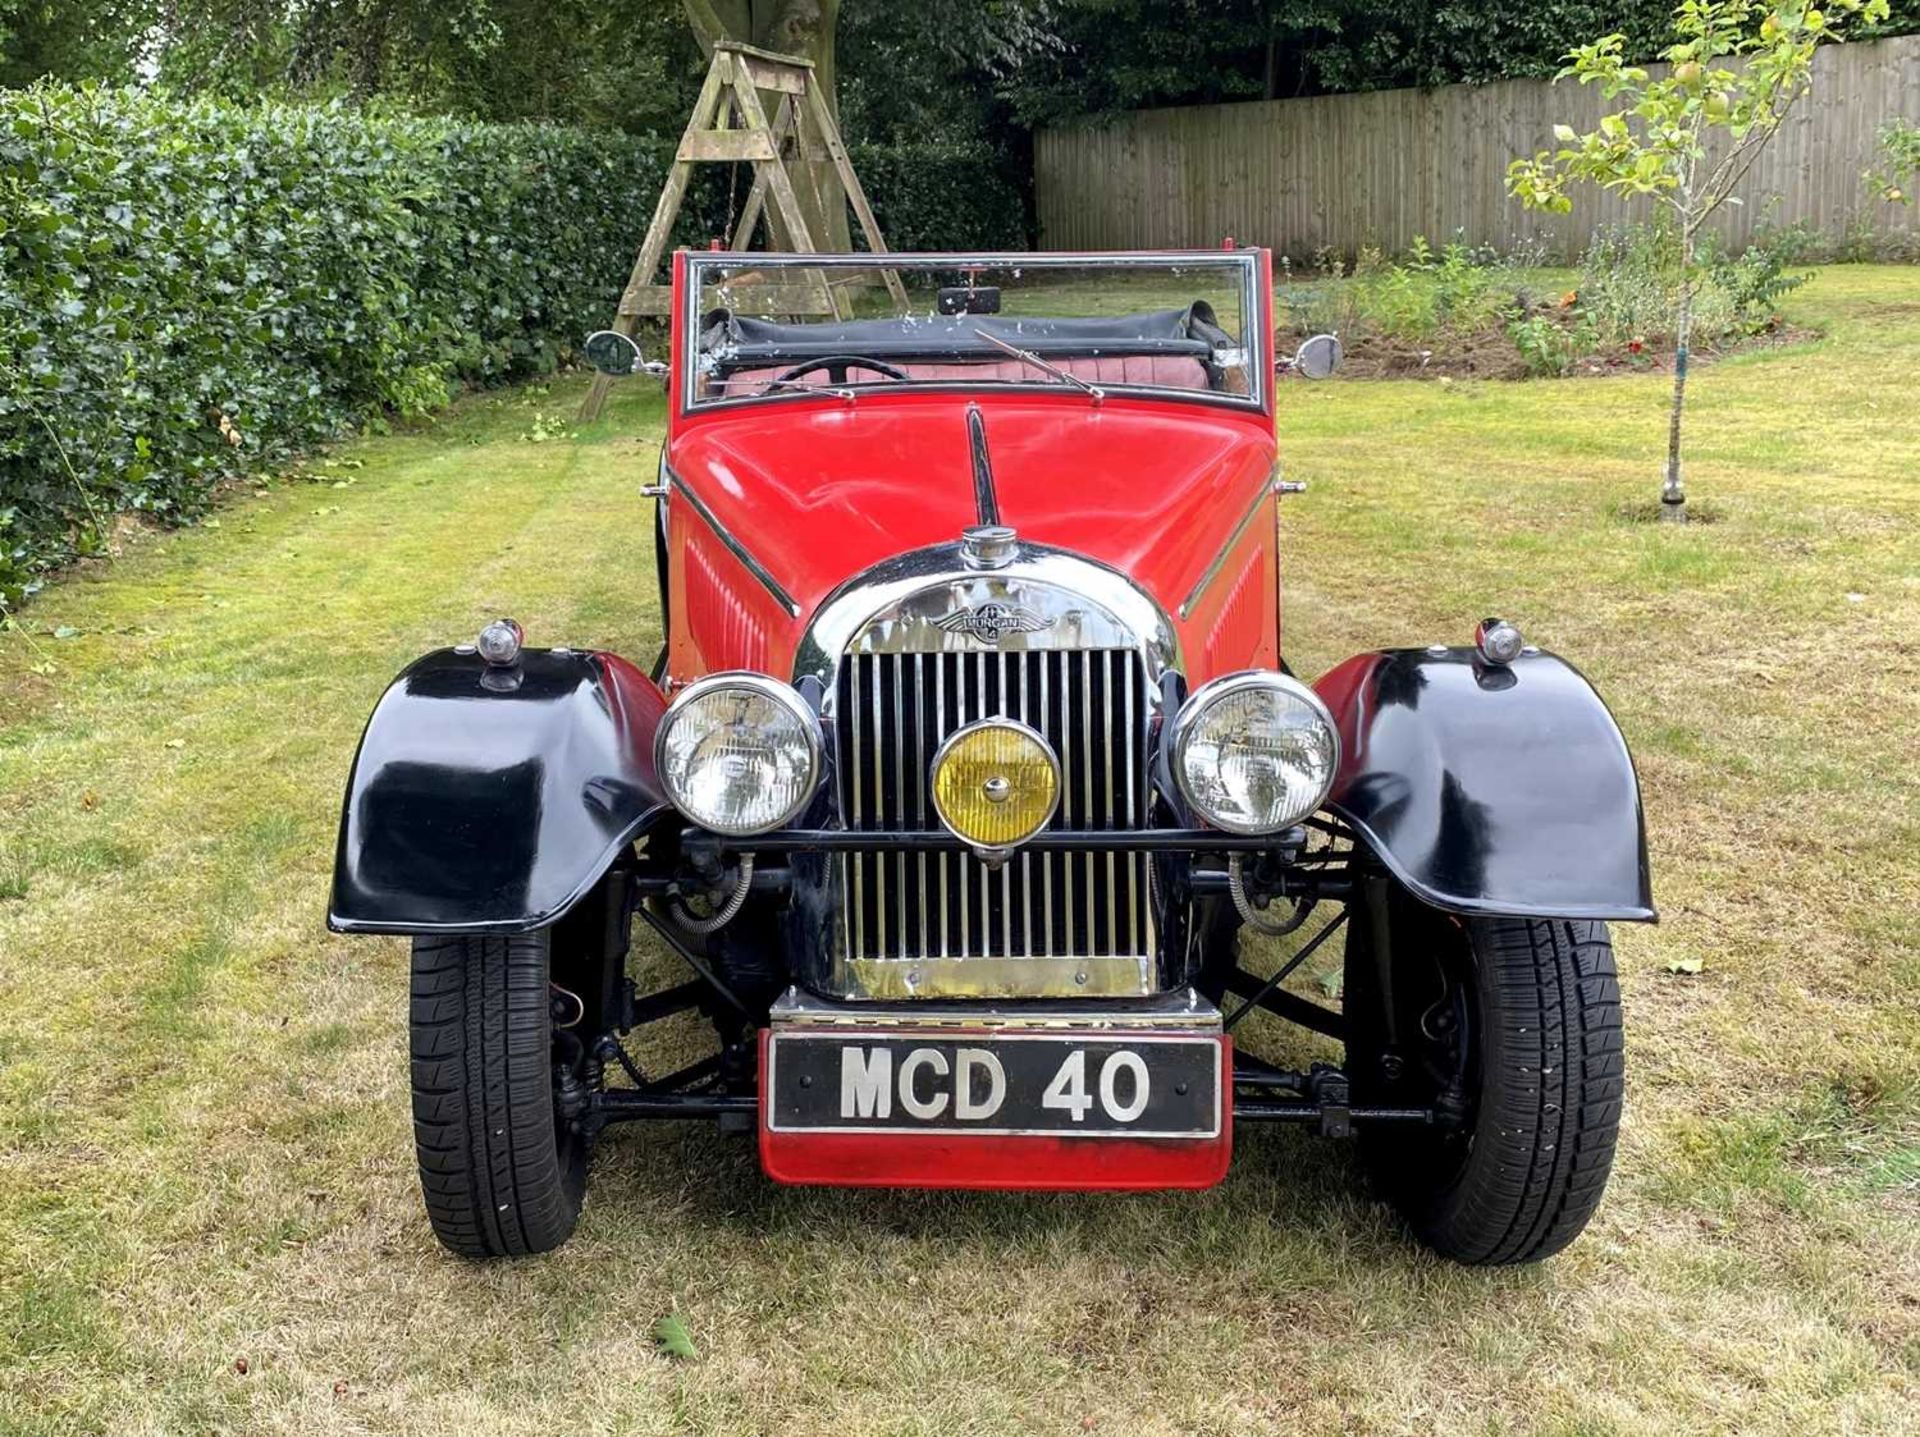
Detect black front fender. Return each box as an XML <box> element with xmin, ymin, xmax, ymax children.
<box><xmin>1314</xmin><ymin>648</ymin><xmax>1654</xmax><ymax>922</ymax></box>
<box><xmin>328</xmin><ymin>648</ymin><xmax>671</xmax><ymax>935</ymax></box>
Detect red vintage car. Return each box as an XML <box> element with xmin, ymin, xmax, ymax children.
<box><xmin>330</xmin><ymin>250</ymin><xmax>1651</xmax><ymax>1264</ymax></box>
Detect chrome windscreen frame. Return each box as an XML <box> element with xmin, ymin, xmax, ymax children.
<box><xmin>681</xmin><ymin>250</ymin><xmax>1268</xmax><ymax>416</ymax></box>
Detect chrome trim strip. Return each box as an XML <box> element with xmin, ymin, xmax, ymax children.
<box><xmin>1060</xmin><ymin>652</ymin><xmax>1075</xmax><ymax>944</ymax></box>
<box><xmin>770</xmin><ymin>984</ymin><xmax>1223</xmax><ymax>1030</ymax></box>
<box><xmin>958</xmin><ymin>653</ymin><xmax>971</xmax><ymax>957</ymax></box>
<box><xmin>1124</xmin><ymin>653</ymin><xmax>1138</xmax><ymax>958</ymax></box>
<box><xmin>998</xmin><ymin>650</ymin><xmax>1013</xmax><ymax>957</ymax></box>
<box><xmin>937</xmin><ymin>656</ymin><xmax>950</xmax><ymax>960</ymax></box>
<box><xmin>872</xmin><ymin>650</ymin><xmax>887</xmax><ymax>939</ymax></box>
<box><xmin>1040</xmin><ymin>653</ymin><xmax>1053</xmax><ymax>957</ymax></box>
<box><xmin>834</xmin><ymin>954</ymin><xmax>1154</xmax><ymax>1000</ymax></box>
<box><xmin>700</xmin><ymin>251</ymin><xmax>1264</xmax><ymax>269</ymax></box>
<box><xmin>1081</xmin><ymin>649</ymin><xmax>1095</xmax><ymax>952</ymax></box>
<box><xmin>893</xmin><ymin>652</ymin><xmax>908</xmax><ymax>947</ymax></box>
<box><xmin>1104</xmin><ymin>652</ymin><xmax>1117</xmax><ymax>955</ymax></box>
<box><xmin>975</xmin><ymin>651</ymin><xmax>990</xmax><ymax>952</ymax></box>
<box><xmin>688</xmin><ymin>380</ymin><xmax>1263</xmax><ymax>421</ymax></box>
<box><xmin>1178</xmin><ymin>482</ymin><xmax>1273</xmax><ymax>621</ymax></box>
<box><xmin>915</xmin><ymin>652</ymin><xmax>928</xmax><ymax>959</ymax></box>
<box><xmin>667</xmin><ymin>466</ymin><xmax>801</xmax><ymax>618</ymax></box>
<box><xmin>849</xmin><ymin>654</ymin><xmax>864</xmax><ymax>964</ymax></box>
<box><xmin>967</xmin><ymin>404</ymin><xmax>1000</xmax><ymax>526</ymax></box>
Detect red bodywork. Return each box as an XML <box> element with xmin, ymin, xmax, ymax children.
<box><xmin>659</xmin><ymin>251</ymin><xmax>1280</xmax><ymax>1192</ymax></box>
<box><xmin>661</xmin><ymin>250</ymin><xmax>1281</xmax><ymax>692</ymax></box>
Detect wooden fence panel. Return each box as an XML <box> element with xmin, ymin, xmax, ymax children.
<box><xmin>1034</xmin><ymin>35</ymin><xmax>1920</xmax><ymax>257</ymax></box>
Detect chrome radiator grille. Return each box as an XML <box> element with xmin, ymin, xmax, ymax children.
<box><xmin>834</xmin><ymin>647</ymin><xmax>1154</xmax><ymax>991</ymax></box>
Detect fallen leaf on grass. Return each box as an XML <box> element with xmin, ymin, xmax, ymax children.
<box><xmin>653</xmin><ymin>1312</ymin><xmax>698</xmax><ymax>1360</ymax></box>
<box><xmin>1665</xmin><ymin>957</ymin><xmax>1705</xmax><ymax>975</ymax></box>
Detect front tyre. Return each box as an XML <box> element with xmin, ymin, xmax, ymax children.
<box><xmin>1345</xmin><ymin>890</ymin><xmax>1623</xmax><ymax>1265</ymax></box>
<box><xmin>409</xmin><ymin>931</ymin><xmax>587</xmax><ymax>1257</ymax></box>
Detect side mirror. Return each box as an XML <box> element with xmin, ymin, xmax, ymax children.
<box><xmin>1286</xmin><ymin>333</ymin><xmax>1342</xmax><ymax>380</ymax></box>
<box><xmin>584</xmin><ymin>330</ymin><xmax>654</xmax><ymax>376</ymax></box>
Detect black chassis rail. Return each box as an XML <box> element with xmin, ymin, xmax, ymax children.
<box><xmin>585</xmin><ymin>822</ymin><xmax>1420</xmax><ymax>1139</ymax></box>
<box><xmin>582</xmin><ymin>1039</ymin><xmax>1441</xmax><ymax>1138</ymax></box>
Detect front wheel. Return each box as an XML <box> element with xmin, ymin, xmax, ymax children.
<box><xmin>409</xmin><ymin>931</ymin><xmax>587</xmax><ymax>1257</ymax></box>
<box><xmin>1344</xmin><ymin>886</ymin><xmax>1623</xmax><ymax>1265</ymax></box>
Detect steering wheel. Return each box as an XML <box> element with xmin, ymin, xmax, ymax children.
<box><xmin>771</xmin><ymin>354</ymin><xmax>911</xmax><ymax>386</ymax></box>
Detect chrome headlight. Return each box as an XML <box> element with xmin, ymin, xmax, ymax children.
<box><xmin>654</xmin><ymin>674</ymin><xmax>822</xmax><ymax>836</ymax></box>
<box><xmin>1169</xmin><ymin>671</ymin><xmax>1339</xmax><ymax>834</ymax></box>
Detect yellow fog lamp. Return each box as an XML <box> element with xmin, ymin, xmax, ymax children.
<box><xmin>930</xmin><ymin>719</ymin><xmax>1060</xmax><ymax>852</ymax></box>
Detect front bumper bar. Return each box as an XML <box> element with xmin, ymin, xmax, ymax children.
<box><xmin>683</xmin><ymin>827</ymin><xmax>1324</xmax><ymax>854</ymax></box>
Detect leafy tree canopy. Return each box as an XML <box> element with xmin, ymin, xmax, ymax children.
<box><xmin>4</xmin><ymin>0</ymin><xmax>1917</xmax><ymax>139</ymax></box>
<box><xmin>991</xmin><ymin>0</ymin><xmax>1920</xmax><ymax>125</ymax></box>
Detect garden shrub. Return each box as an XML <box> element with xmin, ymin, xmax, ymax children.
<box><xmin>1575</xmin><ymin>221</ymin><xmax>1808</xmax><ymax>351</ymax></box>
<box><xmin>1510</xmin><ymin>311</ymin><xmax>1601</xmax><ymax>377</ymax></box>
<box><xmin>1279</xmin><ymin>236</ymin><xmax>1528</xmax><ymax>346</ymax></box>
<box><xmin>1274</xmin><ymin>224</ymin><xmax>1812</xmax><ymax>380</ymax></box>
<box><xmin>0</xmin><ymin>85</ymin><xmax>1026</xmax><ymax>606</ymax></box>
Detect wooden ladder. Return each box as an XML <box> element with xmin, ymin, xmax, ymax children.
<box><xmin>580</xmin><ymin>41</ymin><xmax>907</xmax><ymax>420</ymax></box>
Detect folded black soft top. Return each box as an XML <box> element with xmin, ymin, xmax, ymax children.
<box><xmin>702</xmin><ymin>303</ymin><xmax>1229</xmax><ymax>366</ymax></box>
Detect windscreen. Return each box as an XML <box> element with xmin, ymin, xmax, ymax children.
<box><xmin>682</xmin><ymin>253</ymin><xmax>1263</xmax><ymax>411</ymax></box>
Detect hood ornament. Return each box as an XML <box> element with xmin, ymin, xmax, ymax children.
<box><xmin>935</xmin><ymin>600</ymin><xmax>1053</xmax><ymax>645</ymax></box>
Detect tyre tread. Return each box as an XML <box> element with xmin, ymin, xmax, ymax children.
<box><xmin>408</xmin><ymin>932</ymin><xmax>581</xmax><ymax>1258</ymax></box>
<box><xmin>1354</xmin><ymin>910</ymin><xmax>1622</xmax><ymax>1265</ymax></box>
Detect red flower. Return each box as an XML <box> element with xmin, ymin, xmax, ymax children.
<box><xmin>1628</xmin><ymin>338</ymin><xmax>1644</xmax><ymax>354</ymax></box>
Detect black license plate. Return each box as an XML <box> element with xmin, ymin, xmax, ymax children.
<box><xmin>764</xmin><ymin>1032</ymin><xmax>1223</xmax><ymax>1138</ymax></box>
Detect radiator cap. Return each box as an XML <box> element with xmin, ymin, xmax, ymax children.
<box><xmin>961</xmin><ymin>524</ymin><xmax>1017</xmax><ymax>569</ymax></box>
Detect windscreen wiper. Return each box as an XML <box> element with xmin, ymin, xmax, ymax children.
<box><xmin>755</xmin><ymin>376</ymin><xmax>857</xmax><ymax>401</ymax></box>
<box><xmin>972</xmin><ymin>329</ymin><xmax>1106</xmax><ymax>405</ymax></box>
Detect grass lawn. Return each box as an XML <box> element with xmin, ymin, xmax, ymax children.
<box><xmin>2</xmin><ymin>265</ymin><xmax>1916</xmax><ymax>1436</ymax></box>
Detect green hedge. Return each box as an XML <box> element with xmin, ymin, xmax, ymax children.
<box><xmin>0</xmin><ymin>86</ymin><xmax>1027</xmax><ymax>606</ymax></box>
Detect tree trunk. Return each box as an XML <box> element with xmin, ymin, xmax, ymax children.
<box><xmin>1662</xmin><ymin>238</ymin><xmax>1694</xmax><ymax>523</ymax></box>
<box><xmin>683</xmin><ymin>0</ymin><xmax>850</xmax><ymax>252</ymax></box>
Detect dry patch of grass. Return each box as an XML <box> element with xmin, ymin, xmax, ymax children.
<box><xmin>2</xmin><ymin>272</ymin><xmax>1917</xmax><ymax>1436</ymax></box>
